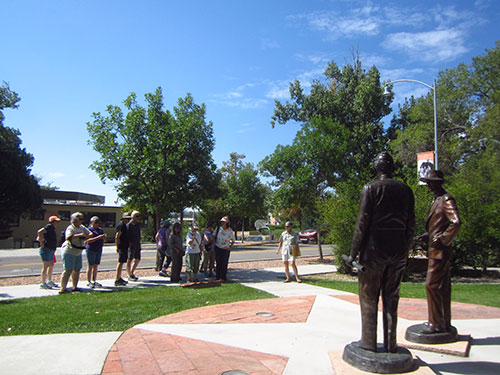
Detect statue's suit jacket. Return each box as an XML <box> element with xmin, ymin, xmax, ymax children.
<box><xmin>350</xmin><ymin>175</ymin><xmax>415</xmax><ymax>263</ymax></box>
<box><xmin>425</xmin><ymin>194</ymin><xmax>461</xmax><ymax>259</ymax></box>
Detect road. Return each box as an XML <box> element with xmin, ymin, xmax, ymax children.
<box><xmin>0</xmin><ymin>243</ymin><xmax>333</xmax><ymax>278</ymax></box>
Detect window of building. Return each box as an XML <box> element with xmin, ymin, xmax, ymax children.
<box><xmin>30</xmin><ymin>209</ymin><xmax>46</xmax><ymax>221</ymax></box>
<box><xmin>58</xmin><ymin>211</ymin><xmax>71</xmax><ymax>221</ymax></box>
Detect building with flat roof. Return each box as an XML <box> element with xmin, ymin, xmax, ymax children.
<box><xmin>1</xmin><ymin>190</ymin><xmax>123</xmax><ymax>249</ymax></box>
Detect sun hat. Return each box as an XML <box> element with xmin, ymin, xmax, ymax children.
<box><xmin>49</xmin><ymin>216</ymin><xmax>61</xmax><ymax>222</ymax></box>
<box><xmin>121</xmin><ymin>212</ymin><xmax>132</xmax><ymax>219</ymax></box>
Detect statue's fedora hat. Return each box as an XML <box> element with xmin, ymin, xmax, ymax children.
<box><xmin>420</xmin><ymin>169</ymin><xmax>445</xmax><ymax>183</ymax></box>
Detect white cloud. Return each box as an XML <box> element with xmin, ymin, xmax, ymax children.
<box><xmin>211</xmin><ymin>82</ymin><xmax>268</xmax><ymax>109</ymax></box>
<box><xmin>226</xmin><ymin>91</ymin><xmax>242</xmax><ymax>99</ymax></box>
<box><xmin>211</xmin><ymin>98</ymin><xmax>268</xmax><ymax>109</ymax></box>
<box><xmin>383</xmin><ymin>28</ymin><xmax>468</xmax><ymax>62</ymax></box>
<box><xmin>48</xmin><ymin>172</ymin><xmax>64</xmax><ymax>178</ymax></box>
<box><xmin>474</xmin><ymin>0</ymin><xmax>490</xmax><ymax>10</ymax></box>
<box><xmin>235</xmin><ymin>123</ymin><xmax>255</xmax><ymax>134</ymax></box>
<box><xmin>379</xmin><ymin>67</ymin><xmax>426</xmax><ymax>82</ymax></box>
<box><xmin>261</xmin><ymin>38</ymin><xmax>280</xmax><ymax>50</ymax></box>
<box><xmin>295</xmin><ymin>53</ymin><xmax>330</xmax><ymax>66</ymax></box>
<box><xmin>266</xmin><ymin>84</ymin><xmax>290</xmax><ymax>99</ymax></box>
<box><xmin>291</xmin><ymin>10</ymin><xmax>380</xmax><ymax>40</ymax></box>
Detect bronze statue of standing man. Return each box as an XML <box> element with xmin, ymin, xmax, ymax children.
<box><xmin>346</xmin><ymin>152</ymin><xmax>415</xmax><ymax>353</ymax></box>
<box><xmin>418</xmin><ymin>170</ymin><xmax>461</xmax><ymax>334</ymax></box>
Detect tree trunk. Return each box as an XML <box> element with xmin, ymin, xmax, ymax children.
<box><xmin>179</xmin><ymin>207</ymin><xmax>184</xmax><ymax>236</ymax></box>
<box><xmin>155</xmin><ymin>204</ymin><xmax>161</xmax><ymax>236</ymax></box>
<box><xmin>242</xmin><ymin>218</ymin><xmax>245</xmax><ymax>243</ymax></box>
<box><xmin>317</xmin><ymin>228</ymin><xmax>323</xmax><ymax>260</ymax></box>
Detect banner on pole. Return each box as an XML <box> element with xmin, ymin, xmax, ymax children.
<box><xmin>417</xmin><ymin>152</ymin><xmax>435</xmax><ymax>185</ymax></box>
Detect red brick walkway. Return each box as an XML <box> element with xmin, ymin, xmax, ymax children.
<box><xmin>101</xmin><ymin>295</ymin><xmax>500</xmax><ymax>375</ymax></box>
<box><xmin>102</xmin><ymin>296</ymin><xmax>314</xmax><ymax>375</ymax></box>
<box><xmin>332</xmin><ymin>295</ymin><xmax>500</xmax><ymax>320</ymax></box>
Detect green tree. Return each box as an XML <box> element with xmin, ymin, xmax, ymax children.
<box><xmin>216</xmin><ymin>153</ymin><xmax>267</xmax><ymax>236</ymax></box>
<box><xmin>0</xmin><ymin>82</ymin><xmax>42</xmax><ymax>238</ymax></box>
<box><xmin>390</xmin><ymin>42</ymin><xmax>500</xmax><ymax>271</ymax></box>
<box><xmin>264</xmin><ymin>57</ymin><xmax>392</xmax><ymax>263</ymax></box>
<box><xmin>87</xmin><ymin>87</ymin><xmax>218</xmax><ymax>232</ymax></box>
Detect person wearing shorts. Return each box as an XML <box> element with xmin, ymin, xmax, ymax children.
<box><xmin>276</xmin><ymin>221</ymin><xmax>302</xmax><ymax>283</ymax></box>
<box><xmin>126</xmin><ymin>210</ymin><xmax>142</xmax><ymax>281</ymax></box>
<box><xmin>37</xmin><ymin>215</ymin><xmax>62</xmax><ymax>289</ymax></box>
<box><xmin>114</xmin><ymin>213</ymin><xmax>131</xmax><ymax>286</ymax></box>
<box><xmin>185</xmin><ymin>223</ymin><xmax>202</xmax><ymax>282</ymax></box>
<box><xmin>85</xmin><ymin>216</ymin><xmax>106</xmax><ymax>288</ymax></box>
<box><xmin>59</xmin><ymin>212</ymin><xmax>91</xmax><ymax>294</ymax></box>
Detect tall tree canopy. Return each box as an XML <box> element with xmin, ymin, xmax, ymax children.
<box><xmin>262</xmin><ymin>58</ymin><xmax>391</xmax><ymax>227</ymax></box>
<box><xmin>390</xmin><ymin>42</ymin><xmax>500</xmax><ymax>272</ymax></box>
<box><xmin>0</xmin><ymin>82</ymin><xmax>42</xmax><ymax>236</ymax></box>
<box><xmin>200</xmin><ymin>153</ymin><xmax>268</xmax><ymax>232</ymax></box>
<box><xmin>87</xmin><ymin>87</ymin><xmax>218</xmax><ymax>230</ymax></box>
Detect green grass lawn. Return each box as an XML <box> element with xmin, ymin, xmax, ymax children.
<box><xmin>0</xmin><ymin>283</ymin><xmax>273</xmax><ymax>336</ymax></box>
<box><xmin>303</xmin><ymin>277</ymin><xmax>500</xmax><ymax>308</ymax></box>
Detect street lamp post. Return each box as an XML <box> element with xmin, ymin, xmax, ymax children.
<box><xmin>384</xmin><ymin>78</ymin><xmax>439</xmax><ymax>170</ymax></box>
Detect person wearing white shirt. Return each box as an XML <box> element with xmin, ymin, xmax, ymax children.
<box><xmin>185</xmin><ymin>224</ymin><xmax>202</xmax><ymax>282</ymax></box>
<box><xmin>276</xmin><ymin>221</ymin><xmax>302</xmax><ymax>283</ymax></box>
<box><xmin>215</xmin><ymin>216</ymin><xmax>235</xmax><ymax>281</ymax></box>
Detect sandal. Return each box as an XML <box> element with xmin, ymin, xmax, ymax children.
<box><xmin>71</xmin><ymin>287</ymin><xmax>82</xmax><ymax>292</ymax></box>
<box><xmin>58</xmin><ymin>289</ymin><xmax>69</xmax><ymax>294</ymax></box>
<box><xmin>283</xmin><ymin>279</ymin><xmax>291</xmax><ymax>283</ymax></box>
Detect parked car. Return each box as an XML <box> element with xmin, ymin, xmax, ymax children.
<box><xmin>298</xmin><ymin>229</ymin><xmax>318</xmax><ymax>243</ymax></box>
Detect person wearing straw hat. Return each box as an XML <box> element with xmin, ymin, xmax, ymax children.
<box><xmin>417</xmin><ymin>169</ymin><xmax>461</xmax><ymax>334</ymax></box>
<box><xmin>37</xmin><ymin>215</ymin><xmax>62</xmax><ymax>289</ymax></box>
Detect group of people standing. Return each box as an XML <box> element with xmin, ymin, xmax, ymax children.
<box><xmin>155</xmin><ymin>215</ymin><xmax>236</xmax><ymax>283</ymax></box>
<box><xmin>37</xmin><ymin>212</ymin><xmax>107</xmax><ymax>293</ymax></box>
<box><xmin>38</xmin><ymin>210</ymin><xmax>303</xmax><ymax>291</ymax></box>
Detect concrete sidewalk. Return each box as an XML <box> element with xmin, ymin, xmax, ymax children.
<box><xmin>1</xmin><ymin>264</ymin><xmax>500</xmax><ymax>374</ymax></box>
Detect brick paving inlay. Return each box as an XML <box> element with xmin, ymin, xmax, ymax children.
<box><xmin>101</xmin><ymin>296</ymin><xmax>314</xmax><ymax>374</ymax></box>
<box><xmin>331</xmin><ymin>295</ymin><xmax>500</xmax><ymax>320</ymax></box>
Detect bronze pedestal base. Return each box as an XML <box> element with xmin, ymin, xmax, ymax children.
<box><xmin>405</xmin><ymin>324</ymin><xmax>458</xmax><ymax>345</ymax></box>
<box><xmin>342</xmin><ymin>341</ymin><xmax>414</xmax><ymax>374</ymax></box>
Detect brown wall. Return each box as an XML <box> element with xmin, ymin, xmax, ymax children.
<box><xmin>3</xmin><ymin>204</ymin><xmax>124</xmax><ymax>249</ymax></box>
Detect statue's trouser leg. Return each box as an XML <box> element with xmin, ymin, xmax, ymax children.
<box><xmin>426</xmin><ymin>258</ymin><xmax>451</xmax><ymax>331</ymax></box>
<box><xmin>381</xmin><ymin>260</ymin><xmax>406</xmax><ymax>352</ymax></box>
<box><xmin>359</xmin><ymin>264</ymin><xmax>382</xmax><ymax>351</ymax></box>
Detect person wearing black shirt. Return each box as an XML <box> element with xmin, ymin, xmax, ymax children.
<box><xmin>114</xmin><ymin>213</ymin><xmax>131</xmax><ymax>286</ymax></box>
<box><xmin>37</xmin><ymin>216</ymin><xmax>62</xmax><ymax>289</ymax></box>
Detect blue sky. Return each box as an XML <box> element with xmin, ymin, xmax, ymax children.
<box><xmin>2</xmin><ymin>0</ymin><xmax>498</xmax><ymax>206</ymax></box>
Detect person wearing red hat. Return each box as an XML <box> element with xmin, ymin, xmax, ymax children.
<box><xmin>37</xmin><ymin>215</ymin><xmax>62</xmax><ymax>289</ymax></box>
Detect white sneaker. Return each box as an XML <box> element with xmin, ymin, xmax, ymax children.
<box><xmin>47</xmin><ymin>280</ymin><xmax>59</xmax><ymax>288</ymax></box>
<box><xmin>87</xmin><ymin>282</ymin><xmax>95</xmax><ymax>289</ymax></box>
<box><xmin>93</xmin><ymin>281</ymin><xmax>102</xmax><ymax>288</ymax></box>
<box><xmin>40</xmin><ymin>283</ymin><xmax>51</xmax><ymax>289</ymax></box>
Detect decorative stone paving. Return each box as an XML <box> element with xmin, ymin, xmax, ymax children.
<box><xmin>332</xmin><ymin>295</ymin><xmax>500</xmax><ymax>320</ymax></box>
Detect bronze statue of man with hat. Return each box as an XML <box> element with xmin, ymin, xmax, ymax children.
<box><xmin>417</xmin><ymin>169</ymin><xmax>461</xmax><ymax>335</ymax></box>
